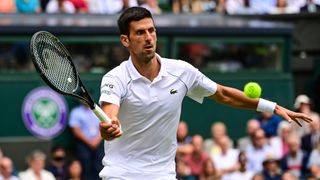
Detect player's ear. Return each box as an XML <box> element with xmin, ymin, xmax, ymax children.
<box><xmin>120</xmin><ymin>35</ymin><xmax>129</xmax><ymax>48</ymax></box>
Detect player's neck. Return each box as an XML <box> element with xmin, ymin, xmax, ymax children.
<box><xmin>132</xmin><ymin>56</ymin><xmax>160</xmax><ymax>82</ymax></box>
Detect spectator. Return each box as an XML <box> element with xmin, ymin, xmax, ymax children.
<box><xmin>307</xmin><ymin>139</ymin><xmax>320</xmax><ymax>179</ymax></box>
<box><xmin>0</xmin><ymin>0</ymin><xmax>16</xmax><ymax>13</ymax></box>
<box><xmin>176</xmin><ymin>156</ymin><xmax>194</xmax><ymax>180</ymax></box>
<box><xmin>256</xmin><ymin>111</ymin><xmax>283</xmax><ymax>138</ymax></box>
<box><xmin>172</xmin><ymin>0</ymin><xmax>191</xmax><ymax>13</ymax></box>
<box><xmin>269</xmin><ymin>0</ymin><xmax>299</xmax><ymax>14</ymax></box>
<box><xmin>280</xmin><ymin>134</ymin><xmax>309</xmax><ymax>179</ymax></box>
<box><xmin>184</xmin><ymin>135</ymin><xmax>209</xmax><ymax>179</ymax></box>
<box><xmin>46</xmin><ymin>145</ymin><xmax>68</xmax><ymax>180</ymax></box>
<box><xmin>69</xmin><ymin>0</ymin><xmax>88</xmax><ymax>13</ymax></box>
<box><xmin>176</xmin><ymin>121</ymin><xmax>193</xmax><ymax>158</ymax></box>
<box><xmin>140</xmin><ymin>0</ymin><xmax>162</xmax><ymax>14</ymax></box>
<box><xmin>224</xmin><ymin>151</ymin><xmax>255</xmax><ymax>180</ymax></box>
<box><xmin>270</xmin><ymin>121</ymin><xmax>293</xmax><ymax>159</ymax></box>
<box><xmin>245</xmin><ymin>128</ymin><xmax>274</xmax><ymax>173</ymax></box>
<box><xmin>45</xmin><ymin>0</ymin><xmax>76</xmax><ymax>13</ymax></box>
<box><xmin>250</xmin><ymin>0</ymin><xmax>277</xmax><ymax>14</ymax></box>
<box><xmin>301</xmin><ymin>115</ymin><xmax>320</xmax><ymax>155</ymax></box>
<box><xmin>215</xmin><ymin>0</ymin><xmax>227</xmax><ymax>13</ymax></box>
<box><xmin>15</xmin><ymin>0</ymin><xmax>41</xmax><ymax>13</ymax></box>
<box><xmin>204</xmin><ymin>122</ymin><xmax>233</xmax><ymax>158</ymax></box>
<box><xmin>281</xmin><ymin>171</ymin><xmax>299</xmax><ymax>180</ymax></box>
<box><xmin>237</xmin><ymin>119</ymin><xmax>260</xmax><ymax>151</ymax></box>
<box><xmin>0</xmin><ymin>156</ymin><xmax>19</xmax><ymax>180</ymax></box>
<box><xmin>252</xmin><ymin>173</ymin><xmax>265</xmax><ymax>180</ymax></box>
<box><xmin>212</xmin><ymin>135</ymin><xmax>239</xmax><ymax>178</ymax></box>
<box><xmin>226</xmin><ymin>0</ymin><xmax>256</xmax><ymax>14</ymax></box>
<box><xmin>66</xmin><ymin>159</ymin><xmax>82</xmax><ymax>180</ymax></box>
<box><xmin>293</xmin><ymin>94</ymin><xmax>320</xmax><ymax>137</ymax></box>
<box><xmin>93</xmin><ymin>0</ymin><xmax>138</xmax><ymax>14</ymax></box>
<box><xmin>19</xmin><ymin>150</ymin><xmax>55</xmax><ymax>180</ymax></box>
<box><xmin>261</xmin><ymin>155</ymin><xmax>282</xmax><ymax>180</ymax></box>
<box><xmin>68</xmin><ymin>102</ymin><xmax>104</xmax><ymax>180</ymax></box>
<box><xmin>300</xmin><ymin>0</ymin><xmax>320</xmax><ymax>12</ymax></box>
<box><xmin>199</xmin><ymin>158</ymin><xmax>222</xmax><ymax>180</ymax></box>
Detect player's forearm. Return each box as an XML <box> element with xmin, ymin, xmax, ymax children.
<box><xmin>209</xmin><ymin>84</ymin><xmax>259</xmax><ymax>110</ymax></box>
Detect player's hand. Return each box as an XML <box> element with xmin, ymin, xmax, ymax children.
<box><xmin>274</xmin><ymin>105</ymin><xmax>313</xmax><ymax>126</ymax></box>
<box><xmin>99</xmin><ymin>120</ymin><xmax>122</xmax><ymax>141</ymax></box>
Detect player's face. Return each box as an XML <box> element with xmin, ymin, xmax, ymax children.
<box><xmin>121</xmin><ymin>18</ymin><xmax>157</xmax><ymax>63</ymax></box>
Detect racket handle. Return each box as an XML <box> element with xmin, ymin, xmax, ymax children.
<box><xmin>92</xmin><ymin>104</ymin><xmax>112</xmax><ymax>123</ymax></box>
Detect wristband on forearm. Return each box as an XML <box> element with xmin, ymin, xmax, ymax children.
<box><xmin>256</xmin><ymin>98</ymin><xmax>277</xmax><ymax>114</ymax></box>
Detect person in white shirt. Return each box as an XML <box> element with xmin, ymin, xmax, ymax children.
<box><xmin>46</xmin><ymin>0</ymin><xmax>76</xmax><ymax>13</ymax></box>
<box><xmin>98</xmin><ymin>7</ymin><xmax>313</xmax><ymax>180</ymax></box>
<box><xmin>212</xmin><ymin>135</ymin><xmax>239</xmax><ymax>178</ymax></box>
<box><xmin>245</xmin><ymin>129</ymin><xmax>274</xmax><ymax>173</ymax></box>
<box><xmin>19</xmin><ymin>150</ymin><xmax>55</xmax><ymax>180</ymax></box>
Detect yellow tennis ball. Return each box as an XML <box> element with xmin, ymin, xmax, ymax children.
<box><xmin>244</xmin><ymin>82</ymin><xmax>262</xmax><ymax>98</ymax></box>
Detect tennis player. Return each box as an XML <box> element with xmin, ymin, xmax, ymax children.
<box><xmin>98</xmin><ymin>7</ymin><xmax>312</xmax><ymax>180</ymax></box>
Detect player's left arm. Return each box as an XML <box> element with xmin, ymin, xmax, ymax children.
<box><xmin>208</xmin><ymin>84</ymin><xmax>313</xmax><ymax>126</ymax></box>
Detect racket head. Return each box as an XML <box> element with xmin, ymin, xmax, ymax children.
<box><xmin>30</xmin><ymin>31</ymin><xmax>79</xmax><ymax>95</ymax></box>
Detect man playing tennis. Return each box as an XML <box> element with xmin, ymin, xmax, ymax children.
<box><xmin>98</xmin><ymin>7</ymin><xmax>312</xmax><ymax>180</ymax></box>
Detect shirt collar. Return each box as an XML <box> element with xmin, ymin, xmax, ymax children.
<box><xmin>127</xmin><ymin>53</ymin><xmax>168</xmax><ymax>81</ymax></box>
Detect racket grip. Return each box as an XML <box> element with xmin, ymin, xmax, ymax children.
<box><xmin>92</xmin><ymin>104</ymin><xmax>112</xmax><ymax>123</ymax></box>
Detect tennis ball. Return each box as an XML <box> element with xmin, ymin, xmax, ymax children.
<box><xmin>243</xmin><ymin>82</ymin><xmax>262</xmax><ymax>99</ymax></box>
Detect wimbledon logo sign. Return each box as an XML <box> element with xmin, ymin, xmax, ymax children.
<box><xmin>22</xmin><ymin>87</ymin><xmax>68</xmax><ymax>139</ymax></box>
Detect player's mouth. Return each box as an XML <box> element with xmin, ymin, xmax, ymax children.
<box><xmin>144</xmin><ymin>44</ymin><xmax>153</xmax><ymax>50</ymax></box>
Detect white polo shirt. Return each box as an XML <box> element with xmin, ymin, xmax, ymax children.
<box><xmin>99</xmin><ymin>54</ymin><xmax>217</xmax><ymax>180</ymax></box>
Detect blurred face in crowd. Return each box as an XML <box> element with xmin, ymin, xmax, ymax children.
<box><xmin>203</xmin><ymin>158</ymin><xmax>216</xmax><ymax>176</ymax></box>
<box><xmin>191</xmin><ymin>135</ymin><xmax>203</xmax><ymax>153</ymax></box>
<box><xmin>253</xmin><ymin>129</ymin><xmax>266</xmax><ymax>148</ymax></box>
<box><xmin>0</xmin><ymin>157</ymin><xmax>13</xmax><ymax>178</ymax></box>
<box><xmin>287</xmin><ymin>135</ymin><xmax>300</xmax><ymax>155</ymax></box>
<box><xmin>282</xmin><ymin>171</ymin><xmax>298</xmax><ymax>180</ymax></box>
<box><xmin>177</xmin><ymin>121</ymin><xmax>188</xmax><ymax>142</ymax></box>
<box><xmin>121</xmin><ymin>18</ymin><xmax>157</xmax><ymax>63</ymax></box>
<box><xmin>247</xmin><ymin>119</ymin><xmax>260</xmax><ymax>136</ymax></box>
<box><xmin>218</xmin><ymin>135</ymin><xmax>230</xmax><ymax>153</ymax></box>
<box><xmin>211</xmin><ymin>122</ymin><xmax>226</xmax><ymax>139</ymax></box>
<box><xmin>68</xmin><ymin>160</ymin><xmax>82</xmax><ymax>179</ymax></box>
<box><xmin>52</xmin><ymin>148</ymin><xmax>66</xmax><ymax>167</ymax></box>
<box><xmin>29</xmin><ymin>153</ymin><xmax>46</xmax><ymax>174</ymax></box>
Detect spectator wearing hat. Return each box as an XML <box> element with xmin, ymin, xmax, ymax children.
<box><xmin>293</xmin><ymin>94</ymin><xmax>320</xmax><ymax>137</ymax></box>
<box><xmin>261</xmin><ymin>155</ymin><xmax>282</xmax><ymax>180</ymax></box>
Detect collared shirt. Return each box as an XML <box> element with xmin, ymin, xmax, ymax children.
<box><xmin>99</xmin><ymin>54</ymin><xmax>217</xmax><ymax>179</ymax></box>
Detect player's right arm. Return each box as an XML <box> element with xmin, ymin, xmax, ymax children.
<box><xmin>99</xmin><ymin>102</ymin><xmax>122</xmax><ymax>141</ymax></box>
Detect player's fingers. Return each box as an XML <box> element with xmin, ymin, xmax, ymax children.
<box><xmin>99</xmin><ymin>122</ymin><xmax>113</xmax><ymax>129</ymax></box>
<box><xmin>293</xmin><ymin>119</ymin><xmax>302</xmax><ymax>127</ymax></box>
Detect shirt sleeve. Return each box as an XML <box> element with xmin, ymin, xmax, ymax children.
<box><xmin>99</xmin><ymin>75</ymin><xmax>124</xmax><ymax>106</ymax></box>
<box><xmin>182</xmin><ymin>62</ymin><xmax>217</xmax><ymax>103</ymax></box>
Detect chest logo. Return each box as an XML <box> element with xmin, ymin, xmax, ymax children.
<box><xmin>170</xmin><ymin>89</ymin><xmax>178</xmax><ymax>94</ymax></box>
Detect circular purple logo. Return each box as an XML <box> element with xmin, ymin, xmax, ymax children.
<box><xmin>22</xmin><ymin>87</ymin><xmax>68</xmax><ymax>139</ymax></box>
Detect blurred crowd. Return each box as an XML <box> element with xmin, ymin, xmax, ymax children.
<box><xmin>0</xmin><ymin>0</ymin><xmax>320</xmax><ymax>14</ymax></box>
<box><xmin>0</xmin><ymin>94</ymin><xmax>320</xmax><ymax>180</ymax></box>
<box><xmin>176</xmin><ymin>94</ymin><xmax>320</xmax><ymax>180</ymax></box>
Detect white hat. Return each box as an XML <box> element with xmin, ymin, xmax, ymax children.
<box><xmin>294</xmin><ymin>94</ymin><xmax>311</xmax><ymax>109</ymax></box>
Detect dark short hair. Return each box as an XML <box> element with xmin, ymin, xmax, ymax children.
<box><xmin>117</xmin><ymin>7</ymin><xmax>153</xmax><ymax>36</ymax></box>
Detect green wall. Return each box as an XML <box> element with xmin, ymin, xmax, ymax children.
<box><xmin>0</xmin><ymin>72</ymin><xmax>294</xmax><ymax>144</ymax></box>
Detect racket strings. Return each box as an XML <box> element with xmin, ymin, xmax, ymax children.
<box><xmin>32</xmin><ymin>32</ymin><xmax>77</xmax><ymax>94</ymax></box>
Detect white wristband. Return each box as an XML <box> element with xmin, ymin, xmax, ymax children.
<box><xmin>257</xmin><ymin>98</ymin><xmax>277</xmax><ymax>114</ymax></box>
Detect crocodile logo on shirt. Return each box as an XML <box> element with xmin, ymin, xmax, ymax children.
<box><xmin>170</xmin><ymin>89</ymin><xmax>178</xmax><ymax>94</ymax></box>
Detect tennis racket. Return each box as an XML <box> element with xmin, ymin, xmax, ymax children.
<box><xmin>30</xmin><ymin>31</ymin><xmax>111</xmax><ymax>123</ymax></box>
